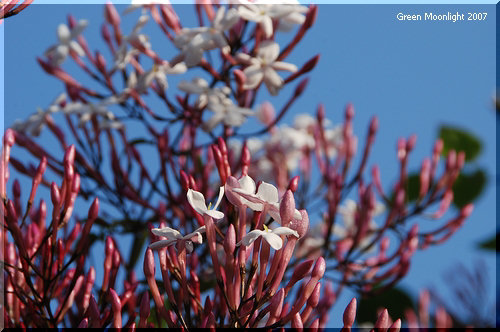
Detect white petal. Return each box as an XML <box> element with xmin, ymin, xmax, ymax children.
<box><xmin>57</xmin><ymin>24</ymin><xmax>71</xmax><ymax>43</ymax></box>
<box><xmin>262</xmin><ymin>232</ymin><xmax>283</xmax><ymax>250</ymax></box>
<box><xmin>70</xmin><ymin>19</ymin><xmax>88</xmax><ymax>39</ymax></box>
<box><xmin>69</xmin><ymin>40</ymin><xmax>85</xmax><ymax>57</ymax></box>
<box><xmin>256</xmin><ymin>182</ymin><xmax>279</xmax><ymax>203</ymax></box>
<box><xmin>206</xmin><ymin>210</ymin><xmax>225</xmax><ymax>220</ymax></box>
<box><xmin>272</xmin><ymin>61</ymin><xmax>298</xmax><ymax>72</ymax></box>
<box><xmin>213</xmin><ymin>6</ymin><xmax>226</xmax><ymax>27</ymax></box>
<box><xmin>263</xmin><ymin>67</ymin><xmax>283</xmax><ymax>89</ymax></box>
<box><xmin>258</xmin><ymin>41</ymin><xmax>280</xmax><ymax>63</ymax></box>
<box><xmin>232</xmin><ymin>189</ymin><xmax>264</xmax><ymax>211</ymax></box>
<box><xmin>238</xmin><ymin>6</ymin><xmax>260</xmax><ymax>21</ymax></box>
<box><xmin>237</xmin><ymin>230</ymin><xmax>264</xmax><ymax>247</ymax></box>
<box><xmin>151</xmin><ymin>227</ymin><xmax>182</xmax><ymax>240</ymax></box>
<box><xmin>239</xmin><ymin>175</ymin><xmax>256</xmax><ymax>194</ymax></box>
<box><xmin>183</xmin><ymin>231</ymin><xmax>203</xmax><ymax>244</ymax></box>
<box><xmin>243</xmin><ymin>65</ymin><xmax>264</xmax><ymax>90</ymax></box>
<box><xmin>187</xmin><ymin>189</ymin><xmax>208</xmax><ymax>215</ymax></box>
<box><xmin>260</xmin><ymin>16</ymin><xmax>274</xmax><ymax>38</ymax></box>
<box><xmin>271</xmin><ymin>227</ymin><xmax>299</xmax><ymax>238</ymax></box>
<box><xmin>149</xmin><ymin>239</ymin><xmax>176</xmax><ymax>250</ymax></box>
<box><xmin>185</xmin><ymin>241</ymin><xmax>194</xmax><ymax>253</ymax></box>
<box><xmin>213</xmin><ymin>186</ymin><xmax>225</xmax><ymax>210</ymax></box>
<box><xmin>235</xmin><ymin>53</ymin><xmax>254</xmax><ymax>65</ymax></box>
<box><xmin>268</xmin><ymin>208</ymin><xmax>282</xmax><ymax>224</ymax></box>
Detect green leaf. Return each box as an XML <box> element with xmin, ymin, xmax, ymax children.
<box><xmin>439</xmin><ymin>126</ymin><xmax>482</xmax><ymax>162</ymax></box>
<box><xmin>357</xmin><ymin>287</ymin><xmax>414</xmax><ymax>324</ymax></box>
<box><xmin>452</xmin><ymin>169</ymin><xmax>487</xmax><ymax>208</ymax></box>
<box><xmin>477</xmin><ymin>232</ymin><xmax>497</xmax><ymax>251</ymax></box>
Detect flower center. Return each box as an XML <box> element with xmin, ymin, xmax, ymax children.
<box><xmin>263</xmin><ymin>224</ymin><xmax>270</xmax><ymax>232</ymax></box>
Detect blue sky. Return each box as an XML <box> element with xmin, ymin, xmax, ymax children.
<box><xmin>2</xmin><ymin>2</ymin><xmax>496</xmax><ymax>327</ymax></box>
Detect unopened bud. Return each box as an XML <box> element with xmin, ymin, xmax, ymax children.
<box><xmin>406</xmin><ymin>134</ymin><xmax>417</xmax><ymax>152</ymax></box>
<box><xmin>289</xmin><ymin>210</ymin><xmax>309</xmax><ymax>238</ymax></box>
<box><xmin>307</xmin><ymin>283</ymin><xmax>321</xmax><ymax>307</ymax></box>
<box><xmin>287</xmin><ymin>175</ymin><xmax>300</xmax><ymax>193</ymax></box>
<box><xmin>104</xmin><ymin>2</ymin><xmax>120</xmax><ymax>26</ymax></box>
<box><xmin>257</xmin><ymin>102</ymin><xmax>275</xmax><ymax>126</ymax></box>
<box><xmin>311</xmin><ymin>256</ymin><xmax>326</xmax><ymax>279</ymax></box>
<box><xmin>279</xmin><ymin>190</ymin><xmax>296</xmax><ymax>226</ymax></box>
<box><xmin>374</xmin><ymin>308</ymin><xmax>389</xmax><ymax>331</ymax></box>
<box><xmin>224</xmin><ymin>224</ymin><xmax>236</xmax><ymax>255</ymax></box>
<box><xmin>51</xmin><ymin>182</ymin><xmax>61</xmax><ymax>206</ymax></box>
<box><xmin>180</xmin><ymin>170</ymin><xmax>190</xmax><ymax>191</ymax></box>
<box><xmin>294</xmin><ymin>78</ymin><xmax>309</xmax><ymax>97</ymax></box>
<box><xmin>343</xmin><ymin>298</ymin><xmax>357</xmax><ymax>328</ymax></box>
<box><xmin>291</xmin><ymin>312</ymin><xmax>303</xmax><ymax>329</ymax></box>
<box><xmin>88</xmin><ymin>197</ymin><xmax>99</xmax><ymax>221</ymax></box>
<box><xmin>143</xmin><ymin>248</ymin><xmax>155</xmax><ymax>278</ymax></box>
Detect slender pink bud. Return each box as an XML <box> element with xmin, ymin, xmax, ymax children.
<box><xmin>257</xmin><ymin>102</ymin><xmax>275</xmax><ymax>126</ymax></box>
<box><xmin>109</xmin><ymin>288</ymin><xmax>122</xmax><ymax>328</ymax></box>
<box><xmin>96</xmin><ymin>51</ymin><xmax>107</xmax><ymax>74</ymax></box>
<box><xmin>310</xmin><ymin>318</ymin><xmax>320</xmax><ymax>329</ymax></box>
<box><xmin>105</xmin><ymin>2</ymin><xmax>120</xmax><ymax>26</ymax></box>
<box><xmin>266</xmin><ymin>288</ymin><xmax>284</xmax><ymax>325</ymax></box>
<box><xmin>308</xmin><ymin>282</ymin><xmax>321</xmax><ymax>307</ymax></box>
<box><xmin>389</xmin><ymin>318</ymin><xmax>401</xmax><ymax>332</ymax></box>
<box><xmin>369</xmin><ymin>116</ymin><xmax>379</xmax><ymax>136</ymax></box>
<box><xmin>397</xmin><ymin>138</ymin><xmax>406</xmax><ymax>160</ymax></box>
<box><xmin>180</xmin><ymin>170</ymin><xmax>190</xmax><ymax>191</ymax></box>
<box><xmin>288</xmin><ymin>210</ymin><xmax>309</xmax><ymax>238</ymax></box>
<box><xmin>311</xmin><ymin>256</ymin><xmax>326</xmax><ymax>279</ymax></box>
<box><xmin>279</xmin><ymin>190</ymin><xmax>296</xmax><ymax>227</ymax></box>
<box><xmin>345</xmin><ymin>104</ymin><xmax>355</xmax><ymax>121</ymax></box>
<box><xmin>375</xmin><ymin>308</ymin><xmax>389</xmax><ymax>331</ymax></box>
<box><xmin>343</xmin><ymin>298</ymin><xmax>357</xmax><ymax>328</ymax></box>
<box><xmin>233</xmin><ymin>69</ymin><xmax>246</xmax><ymax>91</ymax></box>
<box><xmin>406</xmin><ymin>134</ymin><xmax>417</xmax><ymax>152</ymax></box>
<box><xmin>288</xmin><ymin>175</ymin><xmax>300</xmax><ymax>193</ymax></box>
<box><xmin>241</xmin><ymin>144</ymin><xmax>251</xmax><ymax>176</ymax></box>
<box><xmin>64</xmin><ymin>144</ymin><xmax>76</xmax><ymax>165</ymax></box>
<box><xmin>291</xmin><ymin>312</ymin><xmax>303</xmax><ymax>329</ymax></box>
<box><xmin>460</xmin><ymin>203</ymin><xmax>474</xmax><ymax>218</ymax></box>
<box><xmin>419</xmin><ymin>158</ymin><xmax>431</xmax><ymax>199</ymax></box>
<box><xmin>446</xmin><ymin>150</ymin><xmax>457</xmax><ymax>171</ymax></box>
<box><xmin>29</xmin><ymin>156</ymin><xmax>47</xmax><ymax>202</ymax></box>
<box><xmin>78</xmin><ymin>318</ymin><xmax>88</xmax><ymax>328</ymax></box>
<box><xmin>303</xmin><ymin>5</ymin><xmax>318</xmax><ymax>29</ymax></box>
<box><xmin>139</xmin><ymin>292</ymin><xmax>150</xmax><ymax>328</ymax></box>
<box><xmin>456</xmin><ymin>151</ymin><xmax>465</xmax><ymax>169</ymax></box>
<box><xmin>224</xmin><ymin>223</ymin><xmax>236</xmax><ymax>255</ymax></box>
<box><xmin>294</xmin><ymin>78</ymin><xmax>309</xmax><ymax>97</ymax></box>
<box><xmin>284</xmin><ymin>259</ymin><xmax>314</xmax><ymax>295</ymax></box>
<box><xmin>88</xmin><ymin>197</ymin><xmax>99</xmax><ymax>221</ymax></box>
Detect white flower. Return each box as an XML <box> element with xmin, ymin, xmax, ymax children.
<box><xmin>149</xmin><ymin>226</ymin><xmax>203</xmax><ymax>253</ymax></box>
<box><xmin>335</xmin><ymin>199</ymin><xmax>385</xmax><ymax>244</ymax></box>
<box><xmin>231</xmin><ymin>175</ymin><xmax>301</xmax><ymax>223</ymax></box>
<box><xmin>236</xmin><ymin>224</ymin><xmax>299</xmax><ymax>250</ymax></box>
<box><xmin>174</xmin><ymin>6</ymin><xmax>239</xmax><ymax>67</ymax></box>
<box><xmin>11</xmin><ymin>93</ymin><xmax>66</xmax><ymax>136</ymax></box>
<box><xmin>237</xmin><ymin>1</ymin><xmax>306</xmax><ymax>38</ymax></box>
<box><xmin>203</xmin><ymin>96</ymin><xmax>254</xmax><ymax>132</ymax></box>
<box><xmin>134</xmin><ymin>62</ymin><xmax>187</xmax><ymax>93</ymax></box>
<box><xmin>113</xmin><ymin>15</ymin><xmax>150</xmax><ymax>70</ymax></box>
<box><xmin>63</xmin><ymin>97</ymin><xmax>123</xmax><ymax>130</ymax></box>
<box><xmin>187</xmin><ymin>187</ymin><xmax>225</xmax><ymax>220</ymax></box>
<box><xmin>45</xmin><ymin>20</ymin><xmax>88</xmax><ymax>66</ymax></box>
<box><xmin>235</xmin><ymin>41</ymin><xmax>297</xmax><ymax>95</ymax></box>
<box><xmin>178</xmin><ymin>78</ymin><xmax>231</xmax><ymax>109</ymax></box>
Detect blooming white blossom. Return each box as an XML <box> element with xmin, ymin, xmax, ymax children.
<box><xmin>202</xmin><ymin>96</ymin><xmax>254</xmax><ymax>132</ymax></box>
<box><xmin>235</xmin><ymin>41</ymin><xmax>297</xmax><ymax>95</ymax></box>
<box><xmin>174</xmin><ymin>6</ymin><xmax>240</xmax><ymax>67</ymax></box>
<box><xmin>44</xmin><ymin>20</ymin><xmax>88</xmax><ymax>66</ymax></box>
<box><xmin>231</xmin><ymin>175</ymin><xmax>301</xmax><ymax>223</ymax></box>
<box><xmin>187</xmin><ymin>187</ymin><xmax>225</xmax><ymax>220</ymax></box>
<box><xmin>178</xmin><ymin>78</ymin><xmax>231</xmax><ymax>109</ymax></box>
<box><xmin>12</xmin><ymin>93</ymin><xmax>67</xmax><ymax>136</ymax></box>
<box><xmin>237</xmin><ymin>1</ymin><xmax>307</xmax><ymax>38</ymax></box>
<box><xmin>133</xmin><ymin>62</ymin><xmax>187</xmax><ymax>94</ymax></box>
<box><xmin>113</xmin><ymin>15</ymin><xmax>150</xmax><ymax>70</ymax></box>
<box><xmin>63</xmin><ymin>97</ymin><xmax>123</xmax><ymax>130</ymax></box>
<box><xmin>236</xmin><ymin>224</ymin><xmax>299</xmax><ymax>250</ymax></box>
<box><xmin>336</xmin><ymin>199</ymin><xmax>385</xmax><ymax>239</ymax></box>
<box><xmin>149</xmin><ymin>226</ymin><xmax>203</xmax><ymax>253</ymax></box>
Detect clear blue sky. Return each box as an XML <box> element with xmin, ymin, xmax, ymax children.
<box><xmin>2</xmin><ymin>1</ymin><xmax>496</xmax><ymax>327</ymax></box>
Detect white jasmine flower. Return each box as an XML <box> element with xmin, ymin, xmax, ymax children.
<box><xmin>203</xmin><ymin>96</ymin><xmax>254</xmax><ymax>132</ymax></box>
<box><xmin>187</xmin><ymin>187</ymin><xmax>225</xmax><ymax>220</ymax></box>
<box><xmin>113</xmin><ymin>15</ymin><xmax>150</xmax><ymax>70</ymax></box>
<box><xmin>45</xmin><ymin>20</ymin><xmax>88</xmax><ymax>66</ymax></box>
<box><xmin>231</xmin><ymin>176</ymin><xmax>301</xmax><ymax>223</ymax></box>
<box><xmin>237</xmin><ymin>224</ymin><xmax>299</xmax><ymax>250</ymax></box>
<box><xmin>11</xmin><ymin>93</ymin><xmax>66</xmax><ymax>136</ymax></box>
<box><xmin>135</xmin><ymin>62</ymin><xmax>187</xmax><ymax>93</ymax></box>
<box><xmin>149</xmin><ymin>226</ymin><xmax>203</xmax><ymax>253</ymax></box>
<box><xmin>235</xmin><ymin>41</ymin><xmax>297</xmax><ymax>95</ymax></box>
<box><xmin>237</xmin><ymin>1</ymin><xmax>304</xmax><ymax>38</ymax></box>
<box><xmin>63</xmin><ymin>97</ymin><xmax>123</xmax><ymax>130</ymax></box>
<box><xmin>174</xmin><ymin>6</ymin><xmax>240</xmax><ymax>67</ymax></box>
<box><xmin>178</xmin><ymin>78</ymin><xmax>231</xmax><ymax>109</ymax></box>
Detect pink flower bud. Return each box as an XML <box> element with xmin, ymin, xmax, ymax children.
<box><xmin>310</xmin><ymin>318</ymin><xmax>320</xmax><ymax>329</ymax></box>
<box><xmin>78</xmin><ymin>318</ymin><xmax>88</xmax><ymax>328</ymax></box>
<box><xmin>104</xmin><ymin>2</ymin><xmax>120</xmax><ymax>26</ymax></box>
<box><xmin>311</xmin><ymin>256</ymin><xmax>326</xmax><ymax>279</ymax></box>
<box><xmin>288</xmin><ymin>210</ymin><xmax>309</xmax><ymax>238</ymax></box>
<box><xmin>343</xmin><ymin>298</ymin><xmax>357</xmax><ymax>328</ymax></box>
<box><xmin>267</xmin><ymin>288</ymin><xmax>284</xmax><ymax>325</ymax></box>
<box><xmin>294</xmin><ymin>78</ymin><xmax>309</xmax><ymax>97</ymax></box>
<box><xmin>406</xmin><ymin>134</ymin><xmax>417</xmax><ymax>152</ymax></box>
<box><xmin>224</xmin><ymin>223</ymin><xmax>236</xmax><ymax>255</ymax></box>
<box><xmin>389</xmin><ymin>318</ymin><xmax>402</xmax><ymax>332</ymax></box>
<box><xmin>285</xmin><ymin>259</ymin><xmax>314</xmax><ymax>294</ymax></box>
<box><xmin>345</xmin><ymin>103</ymin><xmax>355</xmax><ymax>121</ymax></box>
<box><xmin>279</xmin><ymin>190</ymin><xmax>296</xmax><ymax>227</ymax></box>
<box><xmin>434</xmin><ymin>139</ymin><xmax>444</xmax><ymax>156</ymax></box>
<box><xmin>374</xmin><ymin>308</ymin><xmax>389</xmax><ymax>331</ymax></box>
<box><xmin>397</xmin><ymin>138</ymin><xmax>406</xmax><ymax>160</ymax></box>
<box><xmin>4</xmin><ymin>128</ymin><xmax>15</xmax><ymax>147</ymax></box>
<box><xmin>460</xmin><ymin>203</ymin><xmax>474</xmax><ymax>218</ymax></box>
<box><xmin>88</xmin><ymin>197</ymin><xmax>99</xmax><ymax>221</ymax></box>
<box><xmin>108</xmin><ymin>288</ymin><xmax>122</xmax><ymax>328</ymax></box>
<box><xmin>301</xmin><ymin>54</ymin><xmax>320</xmax><ymax>74</ymax></box>
<box><xmin>287</xmin><ymin>175</ymin><xmax>300</xmax><ymax>193</ymax></box>
<box><xmin>233</xmin><ymin>69</ymin><xmax>246</xmax><ymax>87</ymax></box>
<box><xmin>96</xmin><ymin>51</ymin><xmax>107</xmax><ymax>74</ymax></box>
<box><xmin>180</xmin><ymin>170</ymin><xmax>190</xmax><ymax>191</ymax></box>
<box><xmin>307</xmin><ymin>282</ymin><xmax>321</xmax><ymax>307</ymax></box>
<box><xmin>139</xmin><ymin>292</ymin><xmax>150</xmax><ymax>328</ymax></box>
<box><xmin>446</xmin><ymin>150</ymin><xmax>456</xmax><ymax>171</ymax></box>
<box><xmin>13</xmin><ymin>180</ymin><xmax>20</xmax><ymax>197</ymax></box>
<box><xmin>257</xmin><ymin>102</ymin><xmax>275</xmax><ymax>126</ymax></box>
<box><xmin>369</xmin><ymin>116</ymin><xmax>379</xmax><ymax>136</ymax></box>
<box><xmin>291</xmin><ymin>312</ymin><xmax>303</xmax><ymax>329</ymax></box>
<box><xmin>64</xmin><ymin>144</ymin><xmax>76</xmax><ymax>165</ymax></box>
